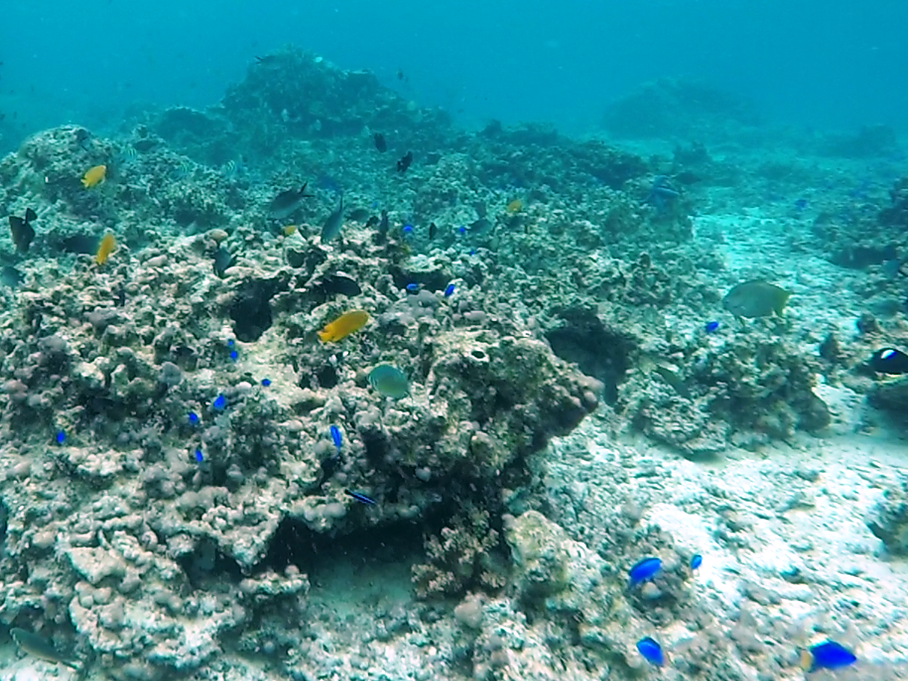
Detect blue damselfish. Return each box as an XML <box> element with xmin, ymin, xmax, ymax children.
<box><xmin>628</xmin><ymin>557</ymin><xmax>662</xmax><ymax>587</ymax></box>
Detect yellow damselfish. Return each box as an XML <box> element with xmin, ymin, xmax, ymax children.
<box><xmin>81</xmin><ymin>164</ymin><xmax>107</xmax><ymax>188</ymax></box>
<box><xmin>282</xmin><ymin>224</ymin><xmax>297</xmax><ymax>236</ymax></box>
<box><xmin>506</xmin><ymin>198</ymin><xmax>522</xmax><ymax>214</ymax></box>
<box><xmin>318</xmin><ymin>310</ymin><xmax>369</xmax><ymax>342</ymax></box>
<box><xmin>95</xmin><ymin>232</ymin><xmax>116</xmax><ymax>265</ymax></box>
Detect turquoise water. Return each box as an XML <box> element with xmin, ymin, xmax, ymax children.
<box><xmin>2</xmin><ymin>0</ymin><xmax>908</xmax><ymax>145</ymax></box>
<box><xmin>1</xmin><ymin>3</ymin><xmax>908</xmax><ymax>681</ymax></box>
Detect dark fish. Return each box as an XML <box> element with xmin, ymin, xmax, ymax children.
<box><xmin>365</xmin><ymin>215</ymin><xmax>380</xmax><ymax>229</ymax></box>
<box><xmin>58</xmin><ymin>233</ymin><xmax>99</xmax><ymax>255</ymax></box>
<box><xmin>345</xmin><ymin>489</ymin><xmax>377</xmax><ymax>505</ymax></box>
<box><xmin>373</xmin><ymin>133</ymin><xmax>387</xmax><ymax>152</ymax></box>
<box><xmin>397</xmin><ymin>151</ymin><xmax>413</xmax><ymax>173</ymax></box>
<box><xmin>8</xmin><ymin>207</ymin><xmax>36</xmax><ymax>253</ymax></box>
<box><xmin>1</xmin><ymin>265</ymin><xmax>23</xmax><ymax>288</ymax></box>
<box><xmin>644</xmin><ymin>175</ymin><xmax>681</xmax><ymax>211</ymax></box>
<box><xmin>881</xmin><ymin>258</ymin><xmax>907</xmax><ymax>278</ymax></box>
<box><xmin>396</xmin><ymin>68</ymin><xmax>405</xmax><ymax>81</ymax></box>
<box><xmin>428</xmin><ymin>222</ymin><xmax>437</xmax><ymax>240</ymax></box>
<box><xmin>800</xmin><ymin>641</ymin><xmax>856</xmax><ymax>672</ymax></box>
<box><xmin>636</xmin><ymin>637</ymin><xmax>664</xmax><ymax>667</ymax></box>
<box><xmin>212</xmin><ymin>247</ymin><xmax>237</xmax><ymax>277</ymax></box>
<box><xmin>10</xmin><ymin>628</ymin><xmax>78</xmax><ymax>669</ymax></box>
<box><xmin>320</xmin><ymin>194</ymin><xmax>345</xmax><ymax>243</ymax></box>
<box><xmin>722</xmin><ymin>280</ymin><xmax>792</xmax><ymax>319</ymax></box>
<box><xmin>869</xmin><ymin>348</ymin><xmax>908</xmax><ymax>375</ymax></box>
<box><xmin>347</xmin><ymin>208</ymin><xmax>370</xmax><ymax>222</ymax></box>
<box><xmin>377</xmin><ymin>209</ymin><xmax>390</xmax><ymax>243</ymax></box>
<box><xmin>268</xmin><ymin>183</ymin><xmax>313</xmax><ymax>220</ymax></box>
<box><xmin>469</xmin><ymin>217</ymin><xmax>492</xmax><ymax>234</ymax></box>
<box><xmin>628</xmin><ymin>557</ymin><xmax>661</xmax><ymax>587</ymax></box>
<box><xmin>318</xmin><ymin>273</ymin><xmax>362</xmax><ymax>297</ymax></box>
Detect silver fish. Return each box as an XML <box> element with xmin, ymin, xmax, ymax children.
<box><xmin>10</xmin><ymin>628</ymin><xmax>79</xmax><ymax>669</ymax></box>
<box><xmin>320</xmin><ymin>195</ymin><xmax>345</xmax><ymax>243</ymax></box>
<box><xmin>268</xmin><ymin>183</ymin><xmax>313</xmax><ymax>220</ymax></box>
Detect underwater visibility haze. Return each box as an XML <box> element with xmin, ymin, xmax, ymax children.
<box><xmin>1</xmin><ymin>1</ymin><xmax>908</xmax><ymax>680</ymax></box>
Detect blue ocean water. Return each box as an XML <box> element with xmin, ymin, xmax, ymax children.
<box><xmin>2</xmin><ymin>0</ymin><xmax>908</xmax><ymax>145</ymax></box>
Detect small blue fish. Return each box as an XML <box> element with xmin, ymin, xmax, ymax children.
<box><xmin>344</xmin><ymin>489</ymin><xmax>376</xmax><ymax>505</ymax></box>
<box><xmin>690</xmin><ymin>554</ymin><xmax>702</xmax><ymax>570</ymax></box>
<box><xmin>329</xmin><ymin>425</ymin><xmax>342</xmax><ymax>451</ymax></box>
<box><xmin>444</xmin><ymin>283</ymin><xmax>456</xmax><ymax>298</ymax></box>
<box><xmin>636</xmin><ymin>637</ymin><xmax>664</xmax><ymax>666</ymax></box>
<box><xmin>261</xmin><ymin>378</ymin><xmax>272</xmax><ymax>387</ymax></box>
<box><xmin>187</xmin><ymin>412</ymin><xmax>199</xmax><ymax>426</ymax></box>
<box><xmin>229</xmin><ymin>350</ymin><xmax>238</xmax><ymax>361</ymax></box>
<box><xmin>800</xmin><ymin>641</ymin><xmax>856</xmax><ymax>672</ymax></box>
<box><xmin>55</xmin><ymin>430</ymin><xmax>66</xmax><ymax>445</ymax></box>
<box><xmin>628</xmin><ymin>557</ymin><xmax>661</xmax><ymax>587</ymax></box>
<box><xmin>406</xmin><ymin>283</ymin><xmax>419</xmax><ymax>292</ymax></box>
<box><xmin>194</xmin><ymin>449</ymin><xmax>204</xmax><ymax>463</ymax></box>
<box><xmin>211</xmin><ymin>394</ymin><xmax>227</xmax><ymax>411</ymax></box>
<box><xmin>704</xmin><ymin>321</ymin><xmax>719</xmax><ymax>333</ymax></box>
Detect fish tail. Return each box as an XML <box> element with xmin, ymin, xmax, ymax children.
<box><xmin>774</xmin><ymin>291</ymin><xmax>793</xmax><ymax>316</ymax></box>
<box><xmin>798</xmin><ymin>650</ymin><xmax>814</xmax><ymax>672</ymax></box>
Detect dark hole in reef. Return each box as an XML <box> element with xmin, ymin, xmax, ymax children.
<box><xmin>177</xmin><ymin>539</ymin><xmax>243</xmax><ymax>589</ymax></box>
<box><xmin>258</xmin><ymin>516</ymin><xmax>423</xmax><ymax>576</ymax></box>
<box><xmin>545</xmin><ymin>307</ymin><xmax>634</xmax><ymax>406</ymax></box>
<box><xmin>361</xmin><ymin>428</ymin><xmax>390</xmax><ymax>465</ymax></box>
<box><xmin>316</xmin><ymin>365</ymin><xmax>338</xmax><ymax>389</ymax></box>
<box><xmin>229</xmin><ymin>279</ymin><xmax>281</xmax><ymax>342</ymax></box>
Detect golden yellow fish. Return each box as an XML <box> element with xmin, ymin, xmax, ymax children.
<box><xmin>506</xmin><ymin>198</ymin><xmax>522</xmax><ymax>214</ymax></box>
<box><xmin>95</xmin><ymin>232</ymin><xmax>116</xmax><ymax>266</ymax></box>
<box><xmin>318</xmin><ymin>310</ymin><xmax>369</xmax><ymax>342</ymax></box>
<box><xmin>282</xmin><ymin>224</ymin><xmax>298</xmax><ymax>236</ymax></box>
<box><xmin>81</xmin><ymin>164</ymin><xmax>107</xmax><ymax>188</ymax></box>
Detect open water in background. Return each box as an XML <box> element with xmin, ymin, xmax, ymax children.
<box><xmin>1</xmin><ymin>0</ymin><xmax>908</xmax><ymax>146</ymax></box>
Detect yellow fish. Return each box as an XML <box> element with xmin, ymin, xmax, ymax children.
<box><xmin>318</xmin><ymin>310</ymin><xmax>369</xmax><ymax>342</ymax></box>
<box><xmin>81</xmin><ymin>164</ymin><xmax>107</xmax><ymax>188</ymax></box>
<box><xmin>282</xmin><ymin>224</ymin><xmax>298</xmax><ymax>236</ymax></box>
<box><xmin>506</xmin><ymin>198</ymin><xmax>522</xmax><ymax>214</ymax></box>
<box><xmin>95</xmin><ymin>232</ymin><xmax>116</xmax><ymax>265</ymax></box>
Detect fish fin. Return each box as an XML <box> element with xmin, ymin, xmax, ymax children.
<box><xmin>317</xmin><ymin>330</ymin><xmax>331</xmax><ymax>342</ymax></box>
<box><xmin>774</xmin><ymin>291</ymin><xmax>793</xmax><ymax>316</ymax></box>
<box><xmin>25</xmin><ymin>208</ymin><xmax>37</xmax><ymax>222</ymax></box>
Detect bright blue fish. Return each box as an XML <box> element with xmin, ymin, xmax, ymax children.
<box><xmin>229</xmin><ymin>350</ymin><xmax>238</xmax><ymax>361</ymax></box>
<box><xmin>344</xmin><ymin>489</ymin><xmax>376</xmax><ymax>505</ymax></box>
<box><xmin>636</xmin><ymin>637</ymin><xmax>664</xmax><ymax>666</ymax></box>
<box><xmin>801</xmin><ymin>641</ymin><xmax>856</xmax><ymax>672</ymax></box>
<box><xmin>329</xmin><ymin>425</ymin><xmax>342</xmax><ymax>451</ymax></box>
<box><xmin>211</xmin><ymin>394</ymin><xmax>227</xmax><ymax>411</ymax></box>
<box><xmin>187</xmin><ymin>412</ymin><xmax>199</xmax><ymax>426</ymax></box>
<box><xmin>628</xmin><ymin>557</ymin><xmax>661</xmax><ymax>587</ymax></box>
<box><xmin>261</xmin><ymin>378</ymin><xmax>272</xmax><ymax>387</ymax></box>
<box><xmin>194</xmin><ymin>449</ymin><xmax>204</xmax><ymax>463</ymax></box>
<box><xmin>704</xmin><ymin>321</ymin><xmax>719</xmax><ymax>333</ymax></box>
<box><xmin>406</xmin><ymin>283</ymin><xmax>419</xmax><ymax>292</ymax></box>
<box><xmin>55</xmin><ymin>430</ymin><xmax>66</xmax><ymax>445</ymax></box>
<box><xmin>444</xmin><ymin>283</ymin><xmax>455</xmax><ymax>297</ymax></box>
<box><xmin>690</xmin><ymin>554</ymin><xmax>702</xmax><ymax>570</ymax></box>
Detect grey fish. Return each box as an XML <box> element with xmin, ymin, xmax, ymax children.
<box><xmin>268</xmin><ymin>183</ymin><xmax>313</xmax><ymax>220</ymax></box>
<box><xmin>320</xmin><ymin>195</ymin><xmax>345</xmax><ymax>243</ymax></box>
<box><xmin>212</xmin><ymin>247</ymin><xmax>237</xmax><ymax>278</ymax></box>
<box><xmin>10</xmin><ymin>628</ymin><xmax>79</xmax><ymax>669</ymax></box>
<box><xmin>722</xmin><ymin>280</ymin><xmax>792</xmax><ymax>318</ymax></box>
<box><xmin>347</xmin><ymin>208</ymin><xmax>370</xmax><ymax>222</ymax></box>
<box><xmin>1</xmin><ymin>265</ymin><xmax>23</xmax><ymax>287</ymax></box>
